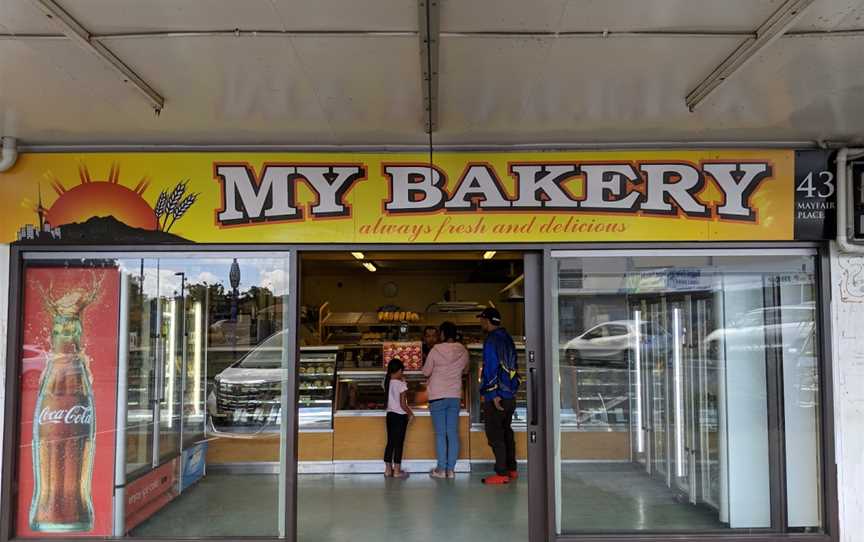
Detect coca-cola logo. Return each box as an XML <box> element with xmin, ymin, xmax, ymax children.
<box><xmin>37</xmin><ymin>405</ymin><xmax>93</xmax><ymax>425</ymax></box>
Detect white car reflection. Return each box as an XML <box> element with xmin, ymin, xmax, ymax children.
<box><xmin>208</xmin><ymin>330</ymin><xmax>287</xmax><ymax>428</ymax></box>
<box><xmin>563</xmin><ymin>320</ymin><xmax>667</xmax><ymax>367</ymax></box>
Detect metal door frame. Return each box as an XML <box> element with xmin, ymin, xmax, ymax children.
<box><xmin>544</xmin><ymin>246</ymin><xmax>838</xmax><ymax>542</ymax></box>
<box><xmin>290</xmin><ymin>248</ymin><xmax>550</xmax><ymax>542</ymax></box>
<box><xmin>0</xmin><ymin>241</ymin><xmax>837</xmax><ymax>542</ymax></box>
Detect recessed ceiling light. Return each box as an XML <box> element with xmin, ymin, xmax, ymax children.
<box><xmin>363</xmin><ymin>262</ymin><xmax>377</xmax><ymax>272</ymax></box>
<box><xmin>351</xmin><ymin>252</ymin><xmax>365</xmax><ymax>260</ymax></box>
<box><xmin>483</xmin><ymin>251</ymin><xmax>496</xmax><ymax>260</ymax></box>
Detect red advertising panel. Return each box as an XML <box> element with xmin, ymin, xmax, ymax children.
<box><xmin>124</xmin><ymin>459</ymin><xmax>178</xmax><ymax>533</ymax></box>
<box><xmin>16</xmin><ymin>267</ymin><xmax>120</xmax><ymax>537</ymax></box>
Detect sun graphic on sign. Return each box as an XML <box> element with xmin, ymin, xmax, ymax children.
<box><xmin>43</xmin><ymin>163</ymin><xmax>158</xmax><ymax>230</ymax></box>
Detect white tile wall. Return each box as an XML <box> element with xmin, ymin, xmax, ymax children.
<box><xmin>830</xmin><ymin>243</ymin><xmax>864</xmax><ymax>542</ymax></box>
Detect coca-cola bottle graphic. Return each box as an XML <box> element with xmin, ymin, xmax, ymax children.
<box><xmin>29</xmin><ymin>282</ymin><xmax>100</xmax><ymax>532</ymax></box>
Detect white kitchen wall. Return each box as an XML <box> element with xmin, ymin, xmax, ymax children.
<box><xmin>831</xmin><ymin>243</ymin><xmax>864</xmax><ymax>542</ymax></box>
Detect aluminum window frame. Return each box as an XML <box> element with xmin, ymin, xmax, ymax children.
<box><xmin>545</xmin><ymin>244</ymin><xmax>837</xmax><ymax>542</ymax></box>
<box><xmin>0</xmin><ymin>241</ymin><xmax>837</xmax><ymax>542</ymax></box>
<box><xmin>1</xmin><ymin>246</ymin><xmax>300</xmax><ymax>542</ymax></box>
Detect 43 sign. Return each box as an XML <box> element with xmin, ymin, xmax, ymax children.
<box><xmin>793</xmin><ymin>150</ymin><xmax>836</xmax><ymax>240</ymax></box>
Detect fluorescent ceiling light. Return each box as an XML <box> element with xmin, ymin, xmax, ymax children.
<box><xmin>362</xmin><ymin>262</ymin><xmax>377</xmax><ymax>272</ymax></box>
<box><xmin>351</xmin><ymin>252</ymin><xmax>365</xmax><ymax>260</ymax></box>
<box><xmin>483</xmin><ymin>251</ymin><xmax>496</xmax><ymax>260</ymax></box>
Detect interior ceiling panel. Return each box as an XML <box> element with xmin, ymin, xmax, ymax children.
<box><xmin>285</xmin><ymin>36</ymin><xmax>422</xmax><ymax>139</ymax></box>
<box><xmin>268</xmin><ymin>0</ymin><xmax>417</xmax><ymax>31</ymax></box>
<box><xmin>0</xmin><ymin>39</ymin><xmax>154</xmax><ymax>140</ymax></box>
<box><xmin>2</xmin><ymin>0</ymin><xmax>864</xmax><ymax>146</ymax></box>
<box><xmin>0</xmin><ymin>35</ymin><xmax>427</xmax><ymax>145</ymax></box>
<box><xmin>440</xmin><ymin>0</ymin><xmax>571</xmax><ymax>32</ymax></box>
<box><xmin>41</xmin><ymin>0</ymin><xmax>417</xmax><ymax>34</ymax></box>
<box><xmin>696</xmin><ymin>35</ymin><xmax>864</xmax><ymax>142</ymax></box>
<box><xmin>792</xmin><ymin>0</ymin><xmax>864</xmax><ymax>30</ymax></box>
<box><xmin>56</xmin><ymin>0</ymin><xmax>284</xmax><ymax>33</ymax></box>
<box><xmin>436</xmin><ymin>33</ymin><xmax>864</xmax><ymax>144</ymax></box>
<box><xmin>436</xmin><ymin>36</ymin><xmax>743</xmax><ymax>143</ymax></box>
<box><xmin>557</xmin><ymin>0</ymin><xmax>785</xmax><ymax>32</ymax></box>
<box><xmin>440</xmin><ymin>0</ymin><xmax>783</xmax><ymax>32</ymax></box>
<box><xmin>0</xmin><ymin>0</ymin><xmax>62</xmax><ymax>34</ymax></box>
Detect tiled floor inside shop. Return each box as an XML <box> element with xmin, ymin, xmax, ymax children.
<box><xmin>131</xmin><ymin>463</ymin><xmax>723</xmax><ymax>540</ymax></box>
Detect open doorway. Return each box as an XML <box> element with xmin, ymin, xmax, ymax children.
<box><xmin>293</xmin><ymin>251</ymin><xmax>529</xmax><ymax>542</ymax></box>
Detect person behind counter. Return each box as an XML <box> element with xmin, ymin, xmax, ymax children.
<box><xmin>423</xmin><ymin>321</ymin><xmax>469</xmax><ymax>479</ymax></box>
<box><xmin>477</xmin><ymin>307</ymin><xmax>521</xmax><ymax>485</ymax></box>
<box><xmin>422</xmin><ymin>325</ymin><xmax>440</xmax><ymax>360</ymax></box>
<box><xmin>384</xmin><ymin>358</ymin><xmax>414</xmax><ymax>479</ymax></box>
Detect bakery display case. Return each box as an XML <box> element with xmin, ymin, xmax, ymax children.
<box><xmin>335</xmin><ymin>370</ymin><xmax>438</xmax><ymax>412</ymax></box>
<box><xmin>559</xmin><ymin>366</ymin><xmax>630</xmax><ymax>430</ymax></box>
<box><xmin>298</xmin><ymin>346</ymin><xmax>339</xmax><ymax>430</ymax></box>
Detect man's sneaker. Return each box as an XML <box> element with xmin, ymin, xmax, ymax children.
<box><xmin>482</xmin><ymin>474</ymin><xmax>510</xmax><ymax>485</ymax></box>
<box><xmin>508</xmin><ymin>470</ymin><xmax>519</xmax><ymax>480</ymax></box>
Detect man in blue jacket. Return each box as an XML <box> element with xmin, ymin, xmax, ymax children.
<box><xmin>477</xmin><ymin>307</ymin><xmax>520</xmax><ymax>485</ymax></box>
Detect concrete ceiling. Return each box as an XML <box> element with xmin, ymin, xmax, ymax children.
<box><xmin>1</xmin><ymin>0</ymin><xmax>863</xmax><ymax>147</ymax></box>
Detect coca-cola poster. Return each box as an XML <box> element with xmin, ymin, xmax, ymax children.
<box><xmin>16</xmin><ymin>267</ymin><xmax>120</xmax><ymax>537</ymax></box>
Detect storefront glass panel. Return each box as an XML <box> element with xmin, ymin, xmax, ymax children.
<box><xmin>551</xmin><ymin>251</ymin><xmax>824</xmax><ymax>535</ymax></box>
<box><xmin>14</xmin><ymin>254</ymin><xmax>291</xmax><ymax>538</ymax></box>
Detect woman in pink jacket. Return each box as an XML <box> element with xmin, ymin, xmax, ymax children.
<box><xmin>423</xmin><ymin>321</ymin><xmax>469</xmax><ymax>479</ymax></box>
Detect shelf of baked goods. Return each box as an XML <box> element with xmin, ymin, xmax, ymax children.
<box><xmin>317</xmin><ymin>301</ymin><xmax>485</xmax><ymax>340</ymax></box>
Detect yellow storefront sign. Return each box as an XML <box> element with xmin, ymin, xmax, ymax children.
<box><xmin>0</xmin><ymin>150</ymin><xmax>798</xmax><ymax>244</ymax></box>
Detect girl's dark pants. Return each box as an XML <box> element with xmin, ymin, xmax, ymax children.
<box><xmin>384</xmin><ymin>412</ymin><xmax>409</xmax><ymax>464</ymax></box>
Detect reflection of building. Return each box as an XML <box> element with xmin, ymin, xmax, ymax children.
<box><xmin>17</xmin><ymin>186</ymin><xmax>61</xmax><ymax>241</ymax></box>
<box><xmin>17</xmin><ymin>222</ymin><xmax>61</xmax><ymax>241</ymax></box>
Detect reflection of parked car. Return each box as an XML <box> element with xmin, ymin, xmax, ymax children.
<box><xmin>563</xmin><ymin>320</ymin><xmax>666</xmax><ymax>367</ymax></box>
<box><xmin>208</xmin><ymin>330</ymin><xmax>287</xmax><ymax>427</ymax></box>
<box><xmin>22</xmin><ymin>344</ymin><xmax>47</xmax><ymax>390</ymax></box>
<box><xmin>704</xmin><ymin>304</ymin><xmax>816</xmax><ymax>357</ymax></box>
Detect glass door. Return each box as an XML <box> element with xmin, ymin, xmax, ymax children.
<box><xmin>549</xmin><ymin>249</ymin><xmax>826</xmax><ymax>536</ymax></box>
<box><xmin>116</xmin><ymin>254</ymin><xmax>293</xmax><ymax>538</ymax></box>
<box><xmin>156</xmin><ymin>283</ymin><xmax>183</xmax><ymax>464</ymax></box>
<box><xmin>124</xmin><ymin>264</ymin><xmax>156</xmax><ymax>478</ymax></box>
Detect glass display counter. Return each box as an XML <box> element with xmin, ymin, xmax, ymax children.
<box><xmin>335</xmin><ymin>370</ymin><xmax>468</xmax><ymax>412</ymax></box>
<box><xmin>559</xmin><ymin>365</ymin><xmax>630</xmax><ymax>430</ymax></box>
<box><xmin>298</xmin><ymin>347</ymin><xmax>339</xmax><ymax>430</ymax></box>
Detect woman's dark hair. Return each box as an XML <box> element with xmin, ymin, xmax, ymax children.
<box><xmin>384</xmin><ymin>358</ymin><xmax>405</xmax><ymax>397</ymax></box>
<box><xmin>439</xmin><ymin>321</ymin><xmax>458</xmax><ymax>341</ymax></box>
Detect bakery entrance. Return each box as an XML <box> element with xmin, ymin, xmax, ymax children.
<box><xmin>291</xmin><ymin>250</ymin><xmax>539</xmax><ymax>542</ymax></box>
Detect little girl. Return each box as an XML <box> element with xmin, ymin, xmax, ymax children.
<box><xmin>384</xmin><ymin>358</ymin><xmax>413</xmax><ymax>478</ymax></box>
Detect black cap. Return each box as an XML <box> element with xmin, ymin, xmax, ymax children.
<box><xmin>477</xmin><ymin>307</ymin><xmax>502</xmax><ymax>325</ymax></box>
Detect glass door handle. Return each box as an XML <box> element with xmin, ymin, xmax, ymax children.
<box><xmin>529</xmin><ymin>366</ymin><xmax>538</xmax><ymax>426</ymax></box>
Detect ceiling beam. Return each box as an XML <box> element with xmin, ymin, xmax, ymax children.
<box><xmin>28</xmin><ymin>0</ymin><xmax>165</xmax><ymax>113</ymax></box>
<box><xmin>685</xmin><ymin>0</ymin><xmax>817</xmax><ymax>111</ymax></box>
<box><xmin>418</xmin><ymin>0</ymin><xmax>440</xmax><ymax>133</ymax></box>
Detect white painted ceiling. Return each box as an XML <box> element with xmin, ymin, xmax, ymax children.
<box><xmin>1</xmin><ymin>0</ymin><xmax>863</xmax><ymax>146</ymax></box>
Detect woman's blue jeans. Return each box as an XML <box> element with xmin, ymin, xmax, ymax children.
<box><xmin>429</xmin><ymin>397</ymin><xmax>461</xmax><ymax>471</ymax></box>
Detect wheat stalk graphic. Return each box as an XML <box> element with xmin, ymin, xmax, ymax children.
<box><xmin>154</xmin><ymin>180</ymin><xmax>197</xmax><ymax>232</ymax></box>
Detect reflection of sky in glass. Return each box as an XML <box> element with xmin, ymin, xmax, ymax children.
<box><xmin>118</xmin><ymin>258</ymin><xmax>290</xmax><ymax>297</ymax></box>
